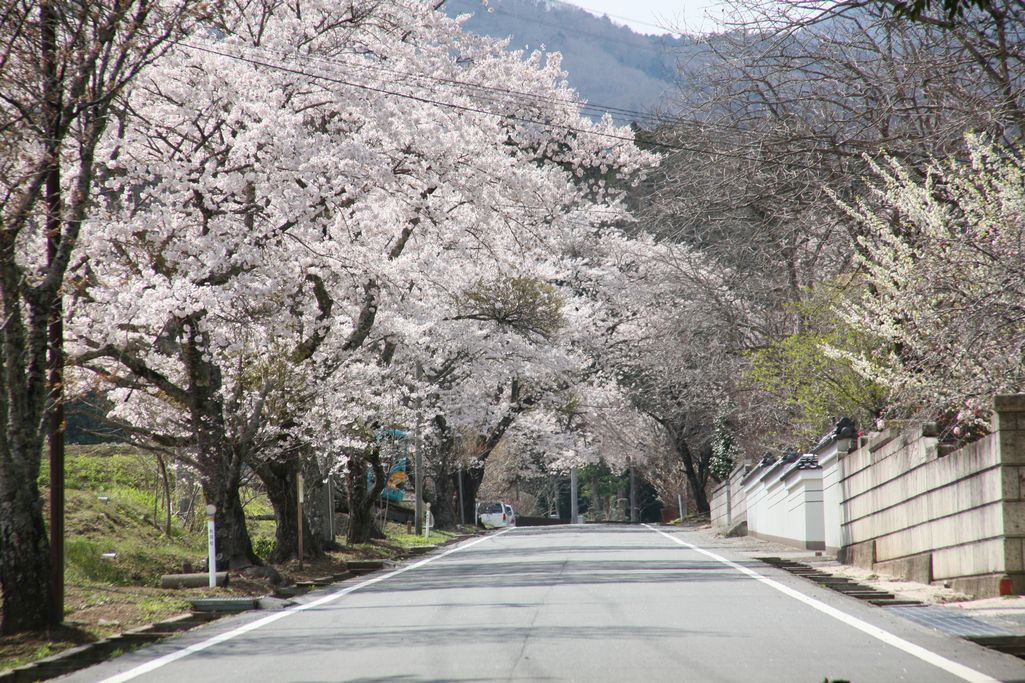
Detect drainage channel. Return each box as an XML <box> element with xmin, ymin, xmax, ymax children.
<box><xmin>756</xmin><ymin>557</ymin><xmax>920</xmax><ymax>606</ymax></box>
<box><xmin>756</xmin><ymin>557</ymin><xmax>1025</xmax><ymax>662</ymax></box>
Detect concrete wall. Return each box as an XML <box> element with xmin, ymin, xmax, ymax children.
<box><xmin>711</xmin><ymin>395</ymin><xmax>1025</xmax><ymax>598</ymax></box>
<box><xmin>711</xmin><ymin>466</ymin><xmax>748</xmax><ymax>534</ymax></box>
<box><xmin>839</xmin><ymin>395</ymin><xmax>1025</xmax><ymax>597</ymax></box>
<box><xmin>819</xmin><ymin>437</ymin><xmax>857</xmax><ymax>554</ymax></box>
<box><xmin>742</xmin><ymin>456</ymin><xmax>825</xmax><ymax>550</ymax></box>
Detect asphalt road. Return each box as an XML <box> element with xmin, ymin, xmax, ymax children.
<box><xmin>60</xmin><ymin>524</ymin><xmax>1025</xmax><ymax>683</ymax></box>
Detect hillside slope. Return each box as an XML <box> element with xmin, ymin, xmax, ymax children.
<box><xmin>444</xmin><ymin>0</ymin><xmax>692</xmax><ymax>124</ymax></box>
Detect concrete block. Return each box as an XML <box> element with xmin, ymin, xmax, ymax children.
<box><xmin>873</xmin><ymin>552</ymin><xmax>932</xmax><ymax>584</ymax></box>
<box><xmin>999</xmin><ymin>432</ymin><xmax>1025</xmax><ymax>464</ymax></box>
<box><xmin>994</xmin><ymin>394</ymin><xmax>1025</xmax><ymax>414</ymax></box>
<box><xmin>1005</xmin><ymin>538</ymin><xmax>1024</xmax><ymax>573</ymax></box>
<box><xmin>933</xmin><ymin>538</ymin><xmax>1006</xmax><ymax>578</ymax></box>
<box><xmin>944</xmin><ymin>573</ymin><xmax>1011</xmax><ymax>600</ymax></box>
<box><xmin>1003</xmin><ymin>501</ymin><xmax>1025</xmax><ymax>535</ymax></box>
<box><xmin>846</xmin><ymin>539</ymin><xmax>876</xmax><ymax>568</ymax></box>
<box><xmin>1003</xmin><ymin>467</ymin><xmax>1023</xmax><ymax>500</ymax></box>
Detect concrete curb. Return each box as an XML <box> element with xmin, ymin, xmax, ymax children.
<box><xmin>0</xmin><ymin>612</ymin><xmax>221</xmax><ymax>683</ymax></box>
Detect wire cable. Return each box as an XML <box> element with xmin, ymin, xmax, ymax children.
<box><xmin>172</xmin><ymin>39</ymin><xmax>829</xmax><ymax>172</ymax></box>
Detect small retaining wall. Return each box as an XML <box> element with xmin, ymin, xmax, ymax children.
<box><xmin>839</xmin><ymin>395</ymin><xmax>1025</xmax><ymax>597</ymax></box>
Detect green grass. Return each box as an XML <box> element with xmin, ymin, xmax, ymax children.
<box><xmin>45</xmin><ymin>445</ymin><xmax>284</xmax><ymax>579</ymax></box>
<box><xmin>40</xmin><ymin>444</ymin><xmax>162</xmax><ymax>491</ymax></box>
<box><xmin>382</xmin><ymin>522</ymin><xmax>458</xmax><ymax>548</ymax></box>
<box><xmin>45</xmin><ymin>445</ymin><xmax>466</xmax><ymax>579</ymax></box>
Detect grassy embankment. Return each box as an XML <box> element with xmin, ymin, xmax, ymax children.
<box><xmin>0</xmin><ymin>444</ymin><xmax>462</xmax><ymax>672</ymax></box>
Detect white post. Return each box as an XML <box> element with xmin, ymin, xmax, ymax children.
<box><xmin>424</xmin><ymin>502</ymin><xmax>432</xmax><ymax>539</ymax></box>
<box><xmin>677</xmin><ymin>493</ymin><xmax>685</xmax><ymax>523</ymax></box>
<box><xmin>205</xmin><ymin>504</ymin><xmax>217</xmax><ymax>588</ymax></box>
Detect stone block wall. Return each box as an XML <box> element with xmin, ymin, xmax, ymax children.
<box><xmin>839</xmin><ymin>395</ymin><xmax>1025</xmax><ymax>597</ymax></box>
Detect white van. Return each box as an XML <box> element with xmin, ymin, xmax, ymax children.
<box><xmin>478</xmin><ymin>501</ymin><xmax>515</xmax><ymax>528</ymax></box>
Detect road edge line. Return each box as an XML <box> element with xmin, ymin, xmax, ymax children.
<box><xmin>100</xmin><ymin>529</ymin><xmax>512</xmax><ymax>683</ymax></box>
<box><xmin>643</xmin><ymin>524</ymin><xmax>1000</xmax><ymax>683</ymax></box>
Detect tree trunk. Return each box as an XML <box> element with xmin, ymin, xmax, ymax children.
<box><xmin>426</xmin><ymin>416</ymin><xmax>458</xmax><ymax>529</ymax></box>
<box><xmin>677</xmin><ymin>438</ymin><xmax>710</xmax><ymax>514</ymax></box>
<box><xmin>346</xmin><ymin>449</ymin><xmax>386</xmax><ymax>544</ymax></box>
<box><xmin>305</xmin><ymin>476</ymin><xmax>336</xmax><ymax>546</ymax></box>
<box><xmin>0</xmin><ymin>468</ymin><xmax>51</xmax><ymax>634</ymax></box>
<box><xmin>459</xmin><ymin>466</ymin><xmax>485</xmax><ymax>526</ymax></box>
<box><xmin>182</xmin><ymin>318</ymin><xmax>261</xmax><ymax>568</ymax></box>
<box><xmin>156</xmin><ymin>451</ymin><xmax>172</xmax><ymax>537</ymax></box>
<box><xmin>253</xmin><ymin>458</ymin><xmax>322</xmax><ymax>563</ymax></box>
<box><xmin>430</xmin><ymin>470</ymin><xmax>457</xmax><ymax>530</ymax></box>
<box><xmin>0</xmin><ymin>255</ymin><xmax>55</xmax><ymax>633</ymax></box>
<box><xmin>201</xmin><ymin>462</ymin><xmax>260</xmax><ymax>570</ymax></box>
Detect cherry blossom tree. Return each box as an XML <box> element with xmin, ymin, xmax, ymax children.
<box><xmin>70</xmin><ymin>0</ymin><xmax>655</xmax><ymax>555</ymax></box>
<box><xmin>0</xmin><ymin>0</ymin><xmax>206</xmax><ymax>633</ymax></box>
<box><xmin>585</xmin><ymin>236</ymin><xmax>744</xmax><ymax>513</ymax></box>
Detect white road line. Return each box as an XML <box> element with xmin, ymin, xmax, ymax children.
<box><xmin>100</xmin><ymin>530</ymin><xmax>511</xmax><ymax>683</ymax></box>
<box><xmin>644</xmin><ymin>524</ymin><xmax>1000</xmax><ymax>683</ymax></box>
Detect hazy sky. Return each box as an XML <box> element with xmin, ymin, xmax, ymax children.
<box><xmin>562</xmin><ymin>0</ymin><xmax>729</xmax><ymax>35</ymax></box>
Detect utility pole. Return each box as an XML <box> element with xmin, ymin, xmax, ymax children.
<box><xmin>629</xmin><ymin>461</ymin><xmax>638</xmax><ymax>523</ymax></box>
<box><xmin>414</xmin><ymin>418</ymin><xmax>423</xmax><ymax>535</ymax></box>
<box><xmin>569</xmin><ymin>467</ymin><xmax>579</xmax><ymax>524</ymax></box>
<box><xmin>458</xmin><ymin>466</ymin><xmax>465</xmax><ymax>526</ymax></box>
<box><xmin>297</xmin><ymin>474</ymin><xmax>304</xmax><ymax>569</ymax></box>
<box><xmin>41</xmin><ymin>0</ymin><xmax>65</xmax><ymax>626</ymax></box>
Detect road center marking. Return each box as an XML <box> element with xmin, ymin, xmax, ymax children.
<box><xmin>100</xmin><ymin>530</ymin><xmax>512</xmax><ymax>683</ymax></box>
<box><xmin>644</xmin><ymin>524</ymin><xmax>999</xmax><ymax>683</ymax></box>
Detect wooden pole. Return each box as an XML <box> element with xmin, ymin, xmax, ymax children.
<box><xmin>297</xmin><ymin>474</ymin><xmax>305</xmax><ymax>569</ymax></box>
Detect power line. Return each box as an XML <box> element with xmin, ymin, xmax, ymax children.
<box><xmin>252</xmin><ymin>43</ymin><xmax>831</xmax><ymax>172</ymax></box>
<box><xmin>245</xmin><ymin>42</ymin><xmax>669</xmax><ymax>128</ymax></box>
<box><xmin>177</xmin><ymin>40</ymin><xmax>659</xmax><ymax>144</ymax></box>
<box><xmin>173</xmin><ymin>39</ymin><xmax>828</xmax><ymax>172</ymax></box>
<box><xmin>250</xmin><ymin>40</ymin><xmax>817</xmax><ymax>164</ymax></box>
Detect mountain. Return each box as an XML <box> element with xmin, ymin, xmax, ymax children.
<box><xmin>443</xmin><ymin>0</ymin><xmax>692</xmax><ymax>125</ymax></box>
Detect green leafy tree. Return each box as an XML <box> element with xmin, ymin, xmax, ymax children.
<box><xmin>455</xmin><ymin>277</ymin><xmax>564</xmax><ymax>340</ymax></box>
<box><xmin>709</xmin><ymin>402</ymin><xmax>741</xmax><ymax>481</ymax></box>
<box><xmin>744</xmin><ymin>284</ymin><xmax>887</xmax><ymax>448</ymax></box>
